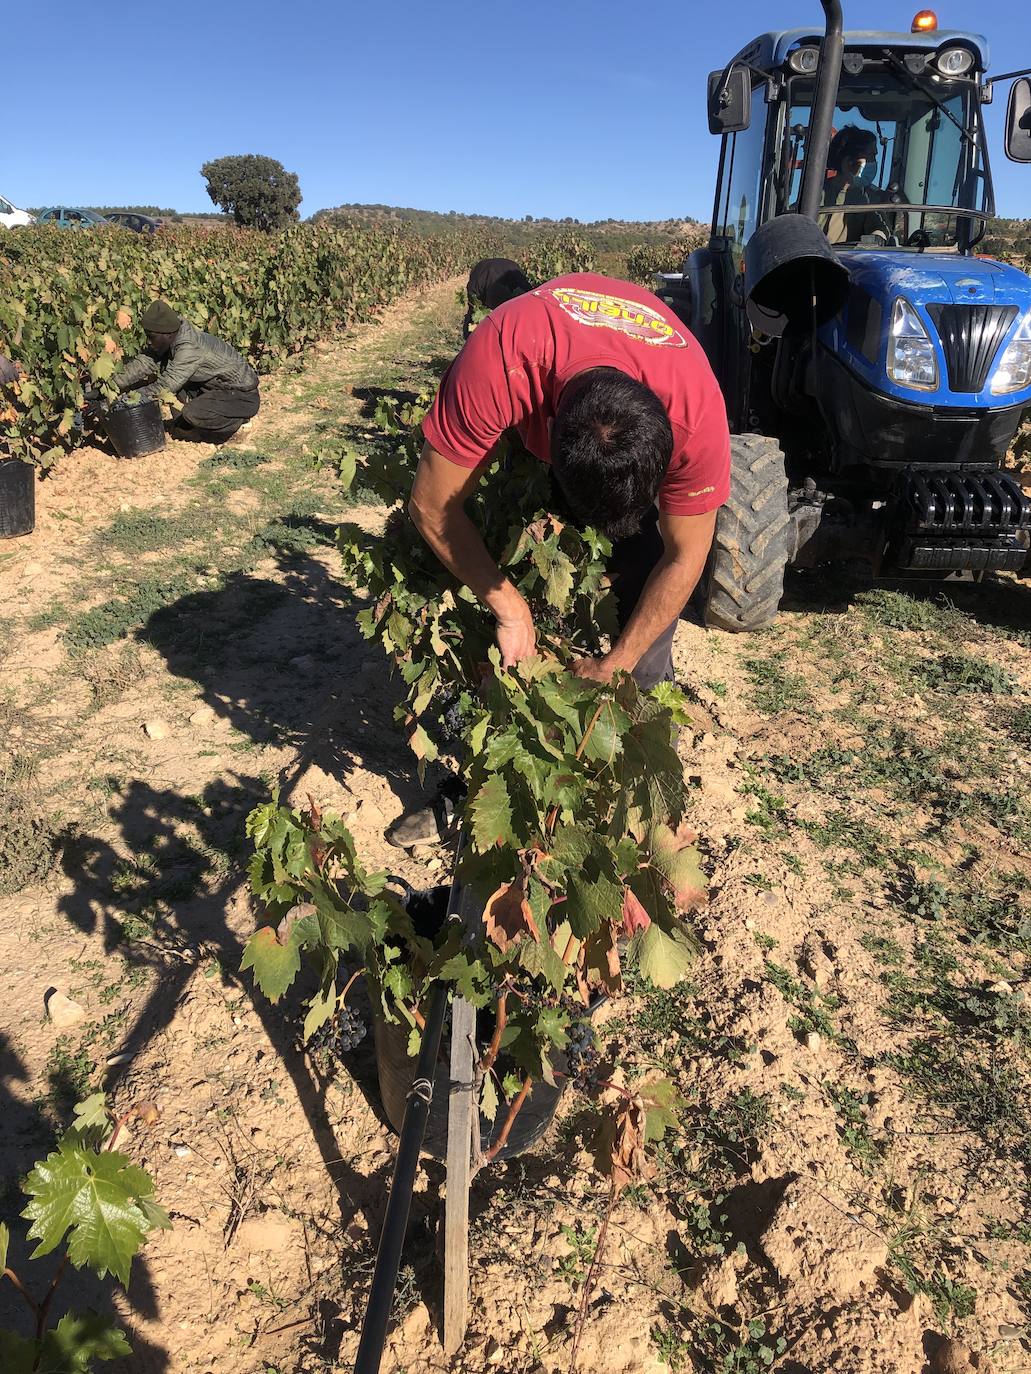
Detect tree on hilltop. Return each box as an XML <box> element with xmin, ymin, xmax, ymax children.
<box><xmin>200</xmin><ymin>154</ymin><xmax>301</xmax><ymax>231</ymax></box>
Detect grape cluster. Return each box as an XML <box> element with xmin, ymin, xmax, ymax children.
<box><xmin>434</xmin><ymin>692</ymin><xmax>470</xmax><ymax>747</ymax></box>
<box><xmin>566</xmin><ymin>1020</ymin><xmax>601</xmax><ymax>1090</ymax></box>
<box><xmin>307</xmin><ymin>1007</ymin><xmax>367</xmax><ymax>1070</ymax></box>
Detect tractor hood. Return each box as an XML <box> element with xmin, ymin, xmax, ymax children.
<box><xmin>821</xmin><ymin>249</ymin><xmax>1031</xmax><ymax>409</ymax></box>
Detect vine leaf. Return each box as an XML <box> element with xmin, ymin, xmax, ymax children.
<box><xmin>636</xmin><ymin>923</ymin><xmax>697</xmax><ymax>990</ymax></box>
<box><xmin>480</xmin><ymin>1074</ymin><xmax>499</xmax><ymax>1124</ymax></box>
<box><xmin>621</xmin><ymin>886</ymin><xmax>652</xmax><ymax>938</ymax></box>
<box><xmin>0</xmin><ymin>1332</ymin><xmax>35</xmax><ymax>1374</ymax></box>
<box><xmin>483</xmin><ymin>880</ymin><xmax>540</xmax><ymax>953</ymax></box>
<box><xmin>594</xmin><ymin>1087</ymin><xmax>650</xmax><ymax>1196</ymax></box>
<box><xmin>241</xmin><ymin>926</ymin><xmax>302</xmax><ymax>1003</ymax></box>
<box><xmin>337</xmin><ymin>446</ymin><xmax>357</xmax><ymax>494</ymax></box>
<box><xmin>0</xmin><ymin>1219</ymin><xmax>8</xmax><ymax>1272</ymax></box>
<box><xmin>650</xmin><ymin>824</ymin><xmax>707</xmax><ymax>911</ymax></box>
<box><xmin>565</xmin><ymin>872</ymin><xmax>622</xmax><ymax>939</ymax></box>
<box><xmin>22</xmin><ymin>1138</ymin><xmax>169</xmax><ymax>1286</ymax></box>
<box><xmin>469</xmin><ymin>774</ymin><xmax>515</xmax><ymax>851</ymax></box>
<box><xmin>36</xmin><ymin>1312</ymin><xmax>132</xmax><ymax>1372</ymax></box>
<box><xmin>580</xmin><ymin>924</ymin><xmax>622</xmax><ymax>995</ymax></box>
<box><xmin>275</xmin><ymin>902</ymin><xmax>317</xmax><ymax>946</ymax></box>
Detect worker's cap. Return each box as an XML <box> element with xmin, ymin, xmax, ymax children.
<box><xmin>141</xmin><ymin>300</ymin><xmax>181</xmax><ymax>334</ymax></box>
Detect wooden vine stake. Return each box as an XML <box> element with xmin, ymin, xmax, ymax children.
<box><xmin>443</xmin><ymin>873</ymin><xmax>482</xmax><ymax>1354</ymax></box>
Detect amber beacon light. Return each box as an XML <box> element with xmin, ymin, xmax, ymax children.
<box><xmin>911</xmin><ymin>10</ymin><xmax>939</xmax><ymax>31</ymax></box>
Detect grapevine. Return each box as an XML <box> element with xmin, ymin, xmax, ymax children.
<box><xmin>242</xmin><ymin>352</ymin><xmax>705</xmax><ymax>1187</ymax></box>
<box><xmin>0</xmin><ymin>221</ymin><xmax>501</xmax><ymax>468</ymax></box>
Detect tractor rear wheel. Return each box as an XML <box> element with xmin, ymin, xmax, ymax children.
<box><xmin>701</xmin><ymin>433</ymin><xmax>790</xmax><ymax>633</ymax></box>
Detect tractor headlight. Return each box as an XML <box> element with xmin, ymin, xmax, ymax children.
<box><xmin>935</xmin><ymin>46</ymin><xmax>974</xmax><ymax>78</ymax></box>
<box><xmin>887</xmin><ymin>298</ymin><xmax>939</xmax><ymax>391</ymax></box>
<box><xmin>789</xmin><ymin>46</ymin><xmax>820</xmax><ymax>74</ymax></box>
<box><xmin>991</xmin><ymin>313</ymin><xmax>1031</xmax><ymax>394</ymax></box>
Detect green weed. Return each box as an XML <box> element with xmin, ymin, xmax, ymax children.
<box><xmin>860</xmin><ymin>932</ymin><xmax>906</xmax><ymax>965</ymax></box>
<box><xmin>827</xmin><ymin>1084</ymin><xmax>885</xmax><ymax>1172</ymax></box>
<box><xmin>100</xmin><ymin>509</ymin><xmax>194</xmax><ymax>555</ymax></box>
<box><xmin>63</xmin><ymin>574</ymin><xmax>196</xmax><ymax>652</ymax></box>
<box><xmin>741</xmin><ymin>654</ymin><xmax>812</xmax><ymax>715</ymax></box>
<box><xmin>557</xmin><ymin>1222</ymin><xmax>598</xmax><ymax>1291</ymax></box>
<box><xmin>653</xmin><ymin>1316</ymin><xmax>785</xmax><ymax>1373</ymax></box>
<box><xmin>916</xmin><ymin>651</ymin><xmax>1017</xmax><ymax>695</ymax></box>
<box><xmin>855</xmin><ymin>588</ymin><xmax>967</xmax><ymax>635</ymax></box>
<box><xmin>764</xmin><ymin>960</ymin><xmax>846</xmax><ymax>1045</ymax></box>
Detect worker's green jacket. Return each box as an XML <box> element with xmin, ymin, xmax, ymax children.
<box><xmin>113</xmin><ymin>320</ymin><xmax>258</xmax><ymax>400</ymax></box>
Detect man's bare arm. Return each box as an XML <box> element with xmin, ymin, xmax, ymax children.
<box><xmin>575</xmin><ymin>510</ymin><xmax>717</xmax><ymax>681</ymax></box>
<box><xmin>408</xmin><ymin>442</ymin><xmax>536</xmax><ymax>666</ymax></box>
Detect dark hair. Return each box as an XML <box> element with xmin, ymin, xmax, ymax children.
<box><xmin>827</xmin><ymin>125</ymin><xmax>878</xmax><ymax>171</ymax></box>
<box><xmin>551</xmin><ymin>368</ymin><xmax>673</xmax><ymax>540</ymax></box>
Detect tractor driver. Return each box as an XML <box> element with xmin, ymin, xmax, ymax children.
<box><xmin>821</xmin><ymin>126</ymin><xmax>890</xmax><ymax>245</ymax></box>
<box><xmin>410</xmin><ymin>271</ymin><xmax>731</xmax><ymax>691</ymax></box>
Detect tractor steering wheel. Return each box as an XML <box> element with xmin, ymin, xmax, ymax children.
<box><xmin>906</xmin><ymin>228</ymin><xmax>933</xmax><ymax>251</ymax></box>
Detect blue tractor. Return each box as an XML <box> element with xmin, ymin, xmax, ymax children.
<box><xmin>667</xmin><ymin>3</ymin><xmax>1031</xmax><ymax>629</ymax></box>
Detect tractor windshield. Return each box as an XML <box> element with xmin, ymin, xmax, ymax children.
<box><xmin>780</xmin><ymin>67</ymin><xmax>991</xmax><ymax>249</ymax></box>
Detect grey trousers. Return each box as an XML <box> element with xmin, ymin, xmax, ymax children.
<box><xmin>173</xmin><ymin>386</ymin><xmax>260</xmax><ymax>442</ymax></box>
<box><xmin>608</xmin><ymin>507</ymin><xmax>677</xmax><ymax>690</ymax></box>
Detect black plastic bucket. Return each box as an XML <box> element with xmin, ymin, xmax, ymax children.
<box><xmin>0</xmin><ymin>457</ymin><xmax>35</xmax><ymax>538</ymax></box>
<box><xmin>371</xmin><ymin>881</ymin><xmax>565</xmax><ymax>1162</ymax></box>
<box><xmin>371</xmin><ymin>1003</ymin><xmax>564</xmax><ymax>1163</ymax></box>
<box><xmin>102</xmin><ymin>398</ymin><xmax>166</xmax><ymax>459</ymax></box>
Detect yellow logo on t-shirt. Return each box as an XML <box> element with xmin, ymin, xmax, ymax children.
<box><xmin>543</xmin><ymin>287</ymin><xmax>688</xmax><ymax>347</ymax></box>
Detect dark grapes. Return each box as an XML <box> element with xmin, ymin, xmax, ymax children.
<box><xmin>566</xmin><ymin>1020</ymin><xmax>600</xmax><ymax>1089</ymax></box>
<box><xmin>436</xmin><ymin>687</ymin><xmax>472</xmax><ymax>744</ymax></box>
<box><xmin>307</xmin><ymin>1006</ymin><xmax>367</xmax><ymax>1070</ymax></box>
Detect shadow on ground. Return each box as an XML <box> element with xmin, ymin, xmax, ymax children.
<box><xmin>5</xmin><ymin>542</ymin><xmax>446</xmax><ymax>1365</ymax></box>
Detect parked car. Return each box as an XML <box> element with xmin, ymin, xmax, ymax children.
<box><xmin>104</xmin><ymin>212</ymin><xmax>162</xmax><ymax>233</ymax></box>
<box><xmin>0</xmin><ymin>194</ymin><xmax>35</xmax><ymax>228</ymax></box>
<box><xmin>36</xmin><ymin>207</ymin><xmax>113</xmax><ymax>228</ymax></box>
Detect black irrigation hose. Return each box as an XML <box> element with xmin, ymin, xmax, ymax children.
<box><xmin>352</xmin><ymin>979</ymin><xmax>449</xmax><ymax>1374</ymax></box>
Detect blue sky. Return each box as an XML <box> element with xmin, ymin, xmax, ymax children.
<box><xmin>6</xmin><ymin>1</ymin><xmax>1029</xmax><ymax>221</ymax></box>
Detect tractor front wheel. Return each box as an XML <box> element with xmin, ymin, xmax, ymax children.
<box><xmin>701</xmin><ymin>433</ymin><xmax>790</xmax><ymax>633</ymax></box>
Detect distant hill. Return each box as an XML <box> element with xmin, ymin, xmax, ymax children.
<box><xmin>310</xmin><ymin>203</ymin><xmax>702</xmax><ymax>254</ymax></box>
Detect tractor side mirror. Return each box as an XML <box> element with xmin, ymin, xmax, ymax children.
<box><xmin>1005</xmin><ymin>77</ymin><xmax>1031</xmax><ymax>163</ymax></box>
<box><xmin>708</xmin><ymin>67</ymin><xmax>752</xmax><ymax>135</ymax></box>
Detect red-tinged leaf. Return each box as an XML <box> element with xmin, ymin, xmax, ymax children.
<box><xmin>305</xmin><ymin>793</ymin><xmax>323</xmax><ymax>831</ymax></box>
<box><xmin>651</xmin><ymin>823</ymin><xmax>708</xmax><ymax>911</ymax></box>
<box><xmin>275</xmin><ymin>901</ymin><xmax>316</xmax><ymax>945</ymax></box>
<box><xmin>621</xmin><ymin>886</ymin><xmax>652</xmax><ymax>937</ymax></box>
<box><xmin>581</xmin><ymin>923</ymin><xmax>622</xmax><ymax>994</ymax></box>
<box><xmin>115</xmin><ymin>307</ymin><xmax>132</xmax><ymax>330</ymax></box>
<box><xmin>483</xmin><ymin>880</ymin><xmax>540</xmax><ymax>953</ymax></box>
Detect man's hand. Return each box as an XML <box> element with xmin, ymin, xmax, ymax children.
<box><xmin>571</xmin><ymin>655</ymin><xmax>616</xmax><ymax>684</ymax></box>
<box><xmin>497</xmin><ymin>613</ymin><xmax>536</xmax><ymax>669</ymax></box>
<box><xmin>410</xmin><ymin>443</ymin><xmax>538</xmax><ymax>664</ymax></box>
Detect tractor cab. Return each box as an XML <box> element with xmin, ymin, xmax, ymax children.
<box><xmin>672</xmin><ymin>3</ymin><xmax>1031</xmax><ymax>631</ymax></box>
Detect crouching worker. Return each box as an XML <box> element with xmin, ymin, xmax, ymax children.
<box><xmin>113</xmin><ymin>300</ymin><xmax>260</xmax><ymax>443</ymax></box>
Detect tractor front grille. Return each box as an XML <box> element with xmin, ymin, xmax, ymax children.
<box><xmin>894</xmin><ymin>469</ymin><xmax>1031</xmax><ymax>573</ymax></box>
<box><xmin>903</xmin><ymin>470</ymin><xmax>1031</xmax><ymax>534</ymax></box>
<box><xmin>926</xmin><ymin>303</ymin><xmax>1017</xmax><ymax>393</ymax></box>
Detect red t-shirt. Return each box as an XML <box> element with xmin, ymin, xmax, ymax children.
<box><xmin>422</xmin><ymin>273</ymin><xmax>730</xmax><ymax>517</ymax></box>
